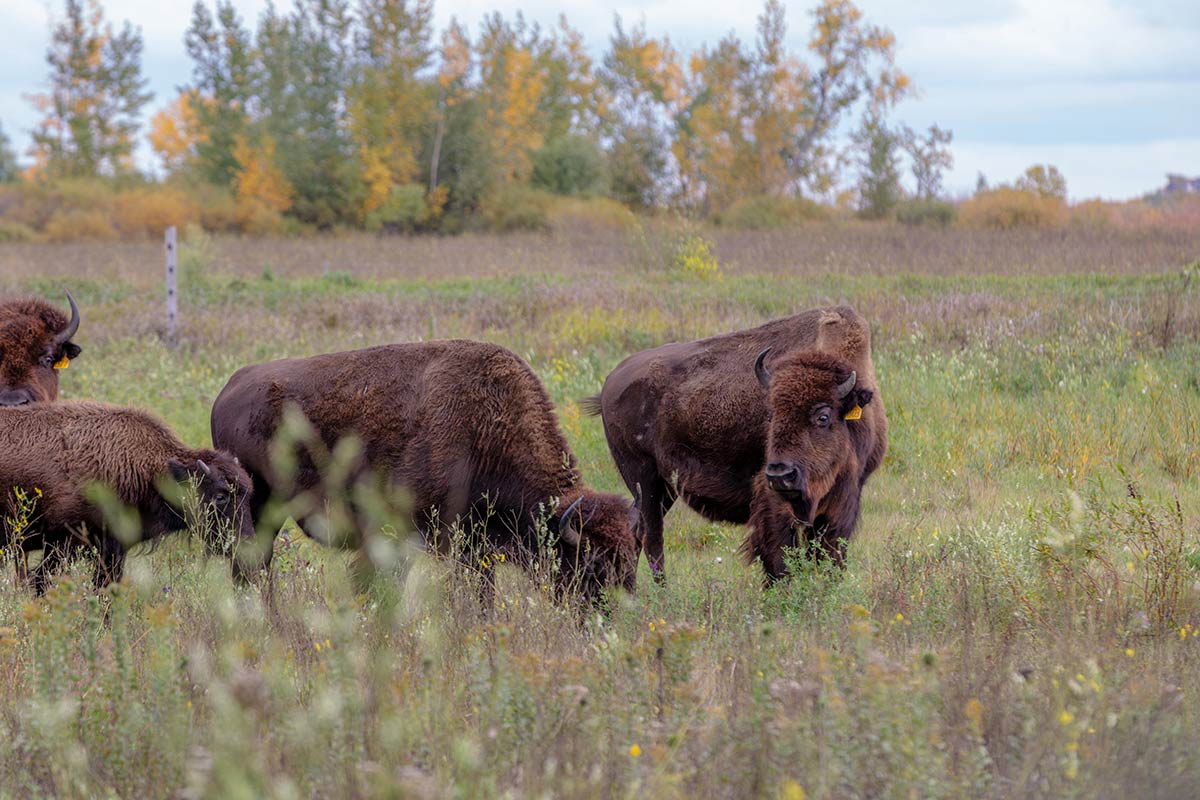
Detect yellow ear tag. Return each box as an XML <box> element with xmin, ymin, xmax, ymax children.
<box><xmin>53</xmin><ymin>355</ymin><xmax>70</xmax><ymax>370</ymax></box>
<box><xmin>844</xmin><ymin>404</ymin><xmax>862</xmax><ymax>421</ymax></box>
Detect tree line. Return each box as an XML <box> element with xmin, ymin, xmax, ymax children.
<box><xmin>5</xmin><ymin>0</ymin><xmax>961</xmax><ymax>233</ymax></box>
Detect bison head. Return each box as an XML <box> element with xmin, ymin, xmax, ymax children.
<box><xmin>555</xmin><ymin>491</ymin><xmax>638</xmax><ymax>606</ymax></box>
<box><xmin>755</xmin><ymin>348</ymin><xmax>873</xmax><ymax>526</ymax></box>
<box><xmin>167</xmin><ymin>452</ymin><xmax>258</xmax><ymax>579</ymax></box>
<box><xmin>0</xmin><ymin>291</ymin><xmax>82</xmax><ymax>406</ymax></box>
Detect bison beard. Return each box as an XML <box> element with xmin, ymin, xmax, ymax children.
<box><xmin>0</xmin><ymin>401</ymin><xmax>255</xmax><ymax>593</ymax></box>
<box><xmin>210</xmin><ymin>339</ymin><xmax>638</xmax><ymax>608</ymax></box>
<box><xmin>0</xmin><ymin>291</ymin><xmax>82</xmax><ymax>406</ymax></box>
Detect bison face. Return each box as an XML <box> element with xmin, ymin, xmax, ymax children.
<box><xmin>755</xmin><ymin>348</ymin><xmax>873</xmax><ymax>525</ymax></box>
<box><xmin>556</xmin><ymin>491</ymin><xmax>639</xmax><ymax>607</ymax></box>
<box><xmin>0</xmin><ymin>292</ymin><xmax>82</xmax><ymax>406</ymax></box>
<box><xmin>167</xmin><ymin>452</ymin><xmax>258</xmax><ymax>577</ymax></box>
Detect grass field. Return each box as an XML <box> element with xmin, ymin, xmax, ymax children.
<box><xmin>2</xmin><ymin>225</ymin><xmax>1199</xmax><ymax>798</ymax></box>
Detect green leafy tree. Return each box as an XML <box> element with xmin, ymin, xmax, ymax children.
<box><xmin>903</xmin><ymin>123</ymin><xmax>953</xmax><ymax>199</ymax></box>
<box><xmin>351</xmin><ymin>0</ymin><xmax>436</xmax><ymax>216</ymax></box>
<box><xmin>856</xmin><ymin>115</ymin><xmax>903</xmax><ymax>218</ymax></box>
<box><xmin>0</xmin><ymin>123</ymin><xmax>19</xmax><ymax>182</ymax></box>
<box><xmin>669</xmin><ymin>0</ymin><xmax>910</xmax><ymax>211</ymax></box>
<box><xmin>183</xmin><ymin>1</ymin><xmax>254</xmax><ymax>186</ymax></box>
<box><xmin>536</xmin><ymin>16</ymin><xmax>602</xmax><ymax>143</ymax></box>
<box><xmin>531</xmin><ymin>135</ymin><xmax>607</xmax><ymax>196</ymax></box>
<box><xmin>599</xmin><ymin>16</ymin><xmax>678</xmax><ymax>207</ymax></box>
<box><xmin>1016</xmin><ymin>164</ymin><xmax>1067</xmax><ymax>200</ymax></box>
<box><xmin>276</xmin><ymin>0</ymin><xmax>360</xmax><ymax>226</ymax></box>
<box><xmin>27</xmin><ymin>0</ymin><xmax>153</xmax><ymax>178</ymax></box>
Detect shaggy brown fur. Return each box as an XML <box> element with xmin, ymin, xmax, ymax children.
<box><xmin>583</xmin><ymin>305</ymin><xmax>887</xmax><ymax>582</ymax></box>
<box><xmin>0</xmin><ymin>401</ymin><xmax>254</xmax><ymax>593</ymax></box>
<box><xmin>0</xmin><ymin>294</ymin><xmax>82</xmax><ymax>406</ymax></box>
<box><xmin>211</xmin><ymin>340</ymin><xmax>637</xmax><ymax>606</ymax></box>
<box><xmin>741</xmin><ymin>351</ymin><xmax>885</xmax><ymax>581</ymax></box>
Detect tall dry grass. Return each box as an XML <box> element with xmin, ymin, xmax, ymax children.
<box><xmin>0</xmin><ymin>230</ymin><xmax>1198</xmax><ymax>797</ymax></box>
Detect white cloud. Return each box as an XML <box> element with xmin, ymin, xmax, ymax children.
<box><xmin>900</xmin><ymin>0</ymin><xmax>1200</xmax><ymax>82</ymax></box>
<box><xmin>949</xmin><ymin>138</ymin><xmax>1200</xmax><ymax>200</ymax></box>
<box><xmin>0</xmin><ymin>0</ymin><xmax>1196</xmax><ymax>200</ymax></box>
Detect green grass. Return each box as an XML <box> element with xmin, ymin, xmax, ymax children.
<box><xmin>2</xmin><ymin>231</ymin><xmax>1199</xmax><ymax>797</ymax></box>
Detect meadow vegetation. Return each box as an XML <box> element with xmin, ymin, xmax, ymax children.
<box><xmin>1</xmin><ymin>226</ymin><xmax>1199</xmax><ymax>797</ymax></box>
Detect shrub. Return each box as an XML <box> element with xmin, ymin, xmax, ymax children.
<box><xmin>531</xmin><ymin>136</ymin><xmax>608</xmax><ymax>197</ymax></box>
<box><xmin>671</xmin><ymin>230</ymin><xmax>722</xmax><ymax>281</ymax></box>
<box><xmin>42</xmin><ymin>209</ymin><xmax>117</xmax><ymax>242</ymax></box>
<box><xmin>0</xmin><ymin>219</ymin><xmax>37</xmax><ymax>242</ymax></box>
<box><xmin>235</xmin><ymin>199</ymin><xmax>291</xmax><ymax>237</ymax></box>
<box><xmin>482</xmin><ymin>185</ymin><xmax>553</xmax><ymax>232</ymax></box>
<box><xmin>1069</xmin><ymin>199</ymin><xmax>1117</xmax><ymax>230</ymax></box>
<box><xmin>896</xmin><ymin>198</ymin><xmax>957</xmax><ymax>227</ymax></box>
<box><xmin>112</xmin><ymin>187</ymin><xmax>199</xmax><ymax>239</ymax></box>
<box><xmin>714</xmin><ymin>194</ymin><xmax>830</xmax><ymax>229</ymax></box>
<box><xmin>959</xmin><ymin>188</ymin><xmax>1068</xmax><ymax>229</ymax></box>
<box><xmin>364</xmin><ymin>184</ymin><xmax>431</xmax><ymax>234</ymax></box>
<box><xmin>547</xmin><ymin>196</ymin><xmax>636</xmax><ymax>235</ymax></box>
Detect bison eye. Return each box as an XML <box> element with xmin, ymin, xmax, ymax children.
<box><xmin>40</xmin><ymin>354</ymin><xmax>55</xmax><ymax>368</ymax></box>
<box><xmin>213</xmin><ymin>492</ymin><xmax>230</xmax><ymax>506</ymax></box>
<box><xmin>816</xmin><ymin>412</ymin><xmax>831</xmax><ymax>427</ymax></box>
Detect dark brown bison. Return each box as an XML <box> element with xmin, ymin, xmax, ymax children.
<box><xmin>0</xmin><ymin>401</ymin><xmax>254</xmax><ymax>593</ymax></box>
<box><xmin>210</xmin><ymin>340</ymin><xmax>638</xmax><ymax>606</ymax></box>
<box><xmin>741</xmin><ymin>349</ymin><xmax>882</xmax><ymax>580</ymax></box>
<box><xmin>0</xmin><ymin>291</ymin><xmax>82</xmax><ymax>406</ymax></box>
<box><xmin>582</xmin><ymin>306</ymin><xmax>887</xmax><ymax>582</ymax></box>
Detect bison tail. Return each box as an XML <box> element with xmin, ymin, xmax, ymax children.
<box><xmin>578</xmin><ymin>395</ymin><xmax>603</xmax><ymax>417</ymax></box>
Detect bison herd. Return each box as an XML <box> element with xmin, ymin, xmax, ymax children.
<box><xmin>0</xmin><ymin>292</ymin><xmax>888</xmax><ymax>608</ymax></box>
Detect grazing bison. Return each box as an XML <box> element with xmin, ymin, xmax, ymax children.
<box><xmin>0</xmin><ymin>401</ymin><xmax>255</xmax><ymax>593</ymax></box>
<box><xmin>0</xmin><ymin>291</ymin><xmax>82</xmax><ymax>406</ymax></box>
<box><xmin>582</xmin><ymin>306</ymin><xmax>887</xmax><ymax>582</ymax></box>
<box><xmin>210</xmin><ymin>340</ymin><xmax>638</xmax><ymax>606</ymax></box>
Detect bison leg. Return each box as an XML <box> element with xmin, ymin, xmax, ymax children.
<box><xmin>636</xmin><ymin>476</ymin><xmax>675</xmax><ymax>585</ymax></box>
<box><xmin>91</xmin><ymin>537</ymin><xmax>127</xmax><ymax>590</ymax></box>
<box><xmin>30</xmin><ymin>540</ymin><xmax>72</xmax><ymax>595</ymax></box>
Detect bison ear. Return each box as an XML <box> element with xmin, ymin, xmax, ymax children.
<box><xmin>841</xmin><ymin>388</ymin><xmax>873</xmax><ymax>419</ymax></box>
<box><xmin>62</xmin><ymin>342</ymin><xmax>82</xmax><ymax>360</ymax></box>
<box><xmin>167</xmin><ymin>458</ymin><xmax>191</xmax><ymax>482</ymax></box>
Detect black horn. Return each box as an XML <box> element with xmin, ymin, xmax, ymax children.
<box><xmin>835</xmin><ymin>370</ymin><xmax>857</xmax><ymax>400</ymax></box>
<box><xmin>196</xmin><ymin>459</ymin><xmax>214</xmax><ymax>479</ymax></box>
<box><xmin>754</xmin><ymin>347</ymin><xmax>772</xmax><ymax>389</ymax></box>
<box><xmin>558</xmin><ymin>495</ymin><xmax>584</xmax><ymax>547</ymax></box>
<box><xmin>53</xmin><ymin>290</ymin><xmax>81</xmax><ymax>347</ymax></box>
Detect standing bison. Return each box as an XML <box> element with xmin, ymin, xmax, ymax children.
<box><xmin>0</xmin><ymin>401</ymin><xmax>255</xmax><ymax>593</ymax></box>
<box><xmin>211</xmin><ymin>340</ymin><xmax>638</xmax><ymax>606</ymax></box>
<box><xmin>583</xmin><ymin>306</ymin><xmax>887</xmax><ymax>582</ymax></box>
<box><xmin>0</xmin><ymin>291</ymin><xmax>82</xmax><ymax>406</ymax></box>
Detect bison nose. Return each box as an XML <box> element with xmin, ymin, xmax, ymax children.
<box><xmin>0</xmin><ymin>390</ymin><xmax>31</xmax><ymax>407</ymax></box>
<box><xmin>765</xmin><ymin>462</ymin><xmax>802</xmax><ymax>493</ymax></box>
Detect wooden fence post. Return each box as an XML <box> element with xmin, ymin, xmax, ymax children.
<box><xmin>165</xmin><ymin>226</ymin><xmax>178</xmax><ymax>344</ymax></box>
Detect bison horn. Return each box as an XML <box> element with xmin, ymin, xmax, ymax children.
<box><xmin>835</xmin><ymin>370</ymin><xmax>857</xmax><ymax>400</ymax></box>
<box><xmin>558</xmin><ymin>496</ymin><xmax>584</xmax><ymax>548</ymax></box>
<box><xmin>754</xmin><ymin>347</ymin><xmax>772</xmax><ymax>389</ymax></box>
<box><xmin>196</xmin><ymin>459</ymin><xmax>214</xmax><ymax>479</ymax></box>
<box><xmin>53</xmin><ymin>289</ymin><xmax>81</xmax><ymax>347</ymax></box>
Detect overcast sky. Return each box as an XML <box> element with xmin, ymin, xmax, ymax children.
<box><xmin>1</xmin><ymin>0</ymin><xmax>1197</xmax><ymax>200</ymax></box>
